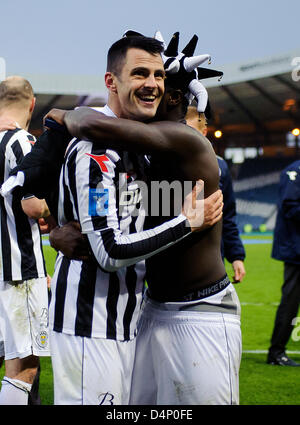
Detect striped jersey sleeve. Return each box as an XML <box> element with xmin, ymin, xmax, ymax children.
<box><xmin>60</xmin><ymin>141</ymin><xmax>192</xmax><ymax>271</ymax></box>
<box><xmin>0</xmin><ymin>129</ymin><xmax>46</xmax><ymax>281</ymax></box>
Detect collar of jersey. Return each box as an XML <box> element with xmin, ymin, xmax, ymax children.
<box><xmin>91</xmin><ymin>104</ymin><xmax>117</xmax><ymax>118</ymax></box>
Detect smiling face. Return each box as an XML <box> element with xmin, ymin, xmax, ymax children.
<box><xmin>107</xmin><ymin>48</ymin><xmax>165</xmax><ymax>121</ymax></box>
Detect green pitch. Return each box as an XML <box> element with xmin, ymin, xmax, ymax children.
<box><xmin>2</xmin><ymin>237</ymin><xmax>300</xmax><ymax>405</ymax></box>
<box><xmin>227</xmin><ymin>235</ymin><xmax>300</xmax><ymax>405</ymax></box>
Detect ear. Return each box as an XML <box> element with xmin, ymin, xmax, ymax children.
<box><xmin>168</xmin><ymin>89</ymin><xmax>183</xmax><ymax>106</ymax></box>
<box><xmin>30</xmin><ymin>97</ymin><xmax>36</xmax><ymax>113</ymax></box>
<box><xmin>105</xmin><ymin>72</ymin><xmax>118</xmax><ymax>93</ymax></box>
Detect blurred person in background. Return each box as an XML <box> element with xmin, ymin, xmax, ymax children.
<box><xmin>267</xmin><ymin>159</ymin><xmax>300</xmax><ymax>367</ymax></box>
<box><xmin>0</xmin><ymin>76</ymin><xmax>54</xmax><ymax>404</ymax></box>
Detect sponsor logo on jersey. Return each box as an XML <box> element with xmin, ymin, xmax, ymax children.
<box><xmin>86</xmin><ymin>153</ymin><xmax>110</xmax><ymax>172</ymax></box>
<box><xmin>98</xmin><ymin>392</ymin><xmax>115</xmax><ymax>405</ymax></box>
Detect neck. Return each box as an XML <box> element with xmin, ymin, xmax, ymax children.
<box><xmin>107</xmin><ymin>96</ymin><xmax>121</xmax><ymax>118</ymax></box>
<box><xmin>0</xmin><ymin>109</ymin><xmax>30</xmax><ymax>130</ymax></box>
<box><xmin>167</xmin><ymin>107</ymin><xmax>185</xmax><ymax>122</ymax></box>
<box><xmin>155</xmin><ymin>104</ymin><xmax>185</xmax><ymax>123</ymax></box>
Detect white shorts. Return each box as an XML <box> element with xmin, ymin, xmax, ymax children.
<box><xmin>0</xmin><ymin>277</ymin><xmax>50</xmax><ymax>360</ymax></box>
<box><xmin>129</xmin><ymin>286</ymin><xmax>242</xmax><ymax>405</ymax></box>
<box><xmin>50</xmin><ymin>330</ymin><xmax>136</xmax><ymax>405</ymax></box>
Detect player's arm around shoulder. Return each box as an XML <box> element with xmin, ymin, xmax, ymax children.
<box><xmin>65</xmin><ymin>108</ymin><xmax>181</xmax><ymax>155</ymax></box>
<box><xmin>128</xmin><ymin>119</ymin><xmax>216</xmax><ymax>158</ymax></box>
<box><xmin>47</xmin><ymin>107</ymin><xmax>215</xmax><ymax>157</ymax></box>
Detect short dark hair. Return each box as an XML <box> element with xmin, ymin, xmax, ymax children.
<box><xmin>107</xmin><ymin>36</ymin><xmax>164</xmax><ymax>76</ymax></box>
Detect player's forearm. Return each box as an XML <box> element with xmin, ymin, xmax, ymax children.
<box><xmin>64</xmin><ymin>107</ymin><xmax>174</xmax><ymax>154</ymax></box>
<box><xmin>87</xmin><ymin>214</ymin><xmax>191</xmax><ymax>272</ymax></box>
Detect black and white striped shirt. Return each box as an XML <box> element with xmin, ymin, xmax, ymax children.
<box><xmin>49</xmin><ymin>106</ymin><xmax>191</xmax><ymax>341</ymax></box>
<box><xmin>0</xmin><ymin>128</ymin><xmax>46</xmax><ymax>281</ymax></box>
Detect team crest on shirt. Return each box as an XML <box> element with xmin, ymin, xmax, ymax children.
<box><xmin>36</xmin><ymin>328</ymin><xmax>49</xmax><ymax>349</ymax></box>
<box><xmin>287</xmin><ymin>171</ymin><xmax>297</xmax><ymax>181</ymax></box>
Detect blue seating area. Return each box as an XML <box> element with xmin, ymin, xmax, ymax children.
<box><xmin>231</xmin><ymin>156</ymin><xmax>298</xmax><ymax>232</ymax></box>
<box><xmin>235</xmin><ymin>157</ymin><xmax>297</xmax><ymax>180</ymax></box>
<box><xmin>236</xmin><ymin>184</ymin><xmax>279</xmax><ymax>203</ymax></box>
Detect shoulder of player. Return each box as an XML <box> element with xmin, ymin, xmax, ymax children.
<box><xmin>284</xmin><ymin>160</ymin><xmax>300</xmax><ymax>173</ymax></box>
<box><xmin>66</xmin><ymin>139</ymin><xmax>121</xmax><ymax>165</ymax></box>
<box><xmin>3</xmin><ymin>128</ymin><xmax>35</xmax><ymax>152</ymax></box>
<box><xmin>12</xmin><ymin>128</ymin><xmax>34</xmax><ymax>142</ymax></box>
<box><xmin>281</xmin><ymin>160</ymin><xmax>300</xmax><ymax>175</ymax></box>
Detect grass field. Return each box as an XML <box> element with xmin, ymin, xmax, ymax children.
<box><xmin>228</xmin><ymin>235</ymin><xmax>300</xmax><ymax>405</ymax></box>
<box><xmin>2</xmin><ymin>235</ymin><xmax>300</xmax><ymax>405</ymax></box>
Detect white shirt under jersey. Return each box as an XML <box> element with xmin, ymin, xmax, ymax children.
<box><xmin>0</xmin><ymin>128</ymin><xmax>46</xmax><ymax>281</ymax></box>
<box><xmin>49</xmin><ymin>105</ymin><xmax>191</xmax><ymax>341</ymax></box>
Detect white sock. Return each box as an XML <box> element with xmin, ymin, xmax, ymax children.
<box><xmin>0</xmin><ymin>376</ymin><xmax>32</xmax><ymax>405</ymax></box>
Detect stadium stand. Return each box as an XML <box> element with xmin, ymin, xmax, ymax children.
<box><xmin>230</xmin><ymin>157</ymin><xmax>299</xmax><ymax>232</ymax></box>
